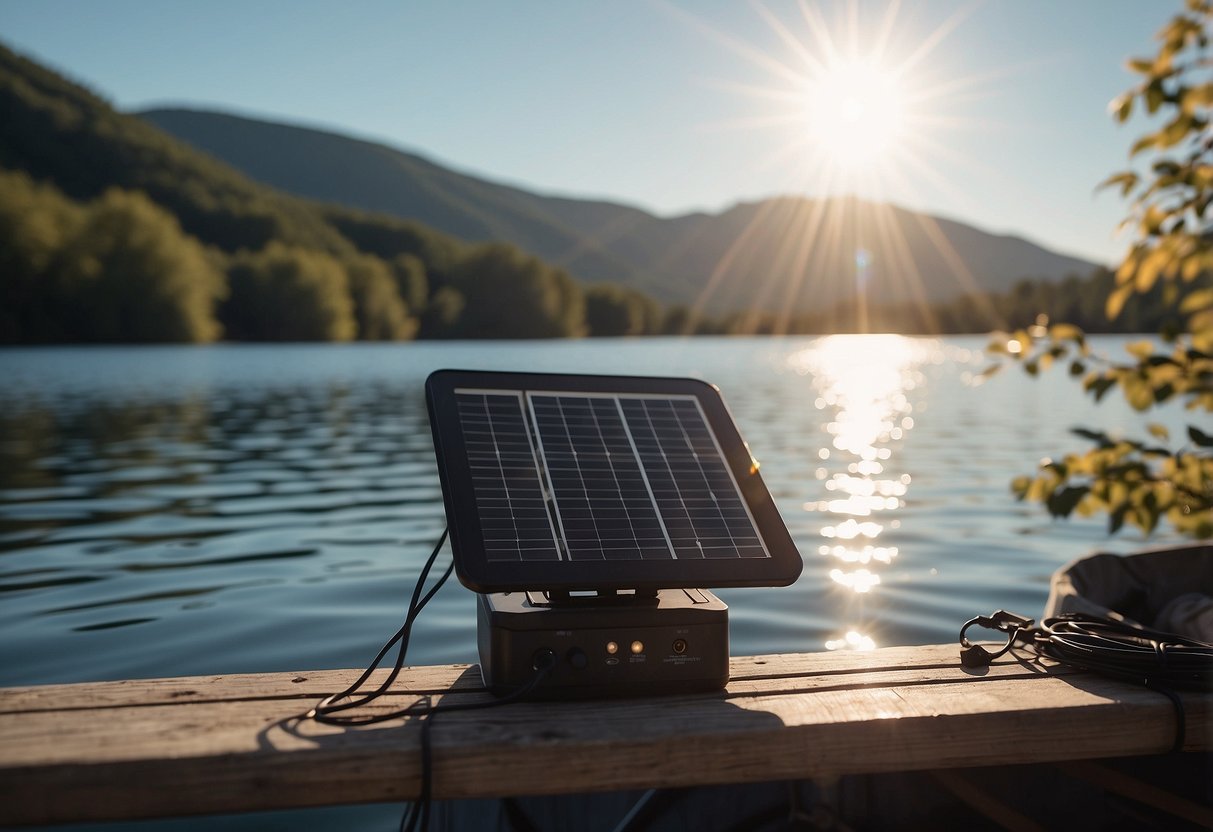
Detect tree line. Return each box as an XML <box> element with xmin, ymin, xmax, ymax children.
<box><xmin>5</xmin><ymin>165</ymin><xmax>1199</xmax><ymax>344</ymax></box>
<box><xmin>0</xmin><ymin>168</ymin><xmax>680</xmax><ymax>343</ymax></box>
<box><xmin>657</xmin><ymin>266</ymin><xmax>1204</xmax><ymax>337</ymax></box>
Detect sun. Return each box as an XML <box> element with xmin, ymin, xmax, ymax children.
<box><xmin>806</xmin><ymin>59</ymin><xmax>906</xmax><ymax>169</ymax></box>
<box><xmin>666</xmin><ymin>0</ymin><xmax>1000</xmax><ymax>333</ymax></box>
<box><xmin>672</xmin><ymin>0</ymin><xmax>983</xmax><ymax>198</ymax></box>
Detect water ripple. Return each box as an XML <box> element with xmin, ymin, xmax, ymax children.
<box><xmin>0</xmin><ymin>339</ymin><xmax>1182</xmax><ymax>687</ymax></box>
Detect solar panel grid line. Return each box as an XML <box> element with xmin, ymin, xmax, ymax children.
<box><xmin>455</xmin><ymin>392</ymin><xmax>562</xmax><ymax>562</ymax></box>
<box><xmin>668</xmin><ymin>397</ymin><xmax>771</xmax><ymax>560</ymax></box>
<box><xmin>528</xmin><ymin>393</ymin><xmax>675</xmax><ymax>562</ymax></box>
<box><xmin>587</xmin><ymin>394</ymin><xmax>665</xmax><ymax>561</ymax></box>
<box><xmin>609</xmin><ymin>396</ymin><xmax>682</xmax><ymax>561</ymax></box>
<box><xmin>584</xmin><ymin>395</ymin><xmax>674</xmax><ymax>560</ymax></box>
<box><xmin>620</xmin><ymin>397</ymin><xmax>770</xmax><ymax>560</ymax></box>
<box><xmin>454</xmin><ymin>386</ymin><xmax>770</xmax><ymax>566</ymax></box>
<box><xmin>620</xmin><ymin>398</ymin><xmax>702</xmax><ymax>560</ymax></box>
<box><xmin>523</xmin><ymin>393</ymin><xmax>577</xmax><ymax>563</ymax></box>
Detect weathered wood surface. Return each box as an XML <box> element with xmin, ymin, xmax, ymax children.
<box><xmin>1</xmin><ymin>644</ymin><xmax>1209</xmax><ymax>826</ymax></box>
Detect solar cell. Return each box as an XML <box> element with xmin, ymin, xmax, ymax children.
<box><xmin>456</xmin><ymin>391</ymin><xmax>561</xmax><ymax>562</ymax></box>
<box><xmin>529</xmin><ymin>394</ymin><xmax>674</xmax><ymax>563</ymax></box>
<box><xmin>619</xmin><ymin>397</ymin><xmax>767</xmax><ymax>560</ymax></box>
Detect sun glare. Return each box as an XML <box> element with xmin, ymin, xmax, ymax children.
<box><xmin>667</xmin><ymin>0</ymin><xmax>1001</xmax><ymax>332</ymax></box>
<box><xmin>806</xmin><ymin>59</ymin><xmax>906</xmax><ymax>168</ymax></box>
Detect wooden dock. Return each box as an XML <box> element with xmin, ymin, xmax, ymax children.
<box><xmin>2</xmin><ymin>643</ymin><xmax>1210</xmax><ymax>826</ymax></box>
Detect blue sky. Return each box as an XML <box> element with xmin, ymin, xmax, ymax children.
<box><xmin>0</xmin><ymin>1</ymin><xmax>1176</xmax><ymax>264</ymax></box>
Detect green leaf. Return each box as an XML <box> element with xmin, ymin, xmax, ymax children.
<box><xmin>1125</xmin><ymin>377</ymin><xmax>1155</xmax><ymax>410</ymax></box>
<box><xmin>1158</xmin><ymin>115</ymin><xmax>1193</xmax><ymax>148</ymax></box>
<box><xmin>1085</xmin><ymin>376</ymin><xmax>1117</xmax><ymax>403</ymax></box>
<box><xmin>1106</xmin><ymin>285</ymin><xmax>1132</xmax><ymax>320</ymax></box>
<box><xmin>1146</xmin><ymin>83</ymin><xmax>1166</xmax><ymax>114</ymax></box>
<box><xmin>1141</xmin><ymin>490</ymin><xmax>1161</xmax><ymax>534</ymax></box>
<box><xmin>1182</xmin><ymin>82</ymin><xmax>1213</xmax><ymax>113</ymax></box>
<box><xmin>1072</xmin><ymin>427</ymin><xmax>1112</xmax><ymax>447</ymax></box>
<box><xmin>1049</xmin><ymin>323</ymin><xmax>1084</xmax><ymax>342</ymax></box>
<box><xmin>1113</xmin><ymin>94</ymin><xmax>1134</xmax><ymax>122</ymax></box>
<box><xmin>1042</xmin><ymin>459</ymin><xmax>1069</xmax><ymax>477</ymax></box>
<box><xmin>1069</xmin><ymin>360</ymin><xmax>1086</xmax><ymax>377</ymax></box>
<box><xmin>1128</xmin><ymin>57</ymin><xmax>1156</xmax><ymax>75</ymax></box>
<box><xmin>1099</xmin><ymin>171</ymin><xmax>1138</xmax><ymax>196</ymax></box>
<box><xmin>1189</xmin><ymin>425</ymin><xmax>1213</xmax><ymax>446</ymax></box>
<box><xmin>1131</xmin><ymin>133</ymin><xmax>1158</xmax><ymax>156</ymax></box>
<box><xmin>1126</xmin><ymin>339</ymin><xmax>1155</xmax><ymax>360</ymax></box>
<box><xmin>1180</xmin><ymin>288</ymin><xmax>1213</xmax><ymax>313</ymax></box>
<box><xmin>1047</xmin><ymin>486</ymin><xmax>1090</xmax><ymax>518</ymax></box>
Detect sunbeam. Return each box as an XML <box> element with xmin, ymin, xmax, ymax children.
<box><xmin>660</xmin><ymin>0</ymin><xmax>1007</xmax><ymax>334</ymax></box>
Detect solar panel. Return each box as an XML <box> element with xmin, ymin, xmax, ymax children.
<box><xmin>428</xmin><ymin>371</ymin><xmax>802</xmax><ymax>593</ymax></box>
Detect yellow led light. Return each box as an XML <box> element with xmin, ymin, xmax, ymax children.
<box><xmin>606</xmin><ymin>641</ymin><xmax>619</xmax><ymax>655</ymax></box>
<box><xmin>630</xmin><ymin>640</ymin><xmax>644</xmax><ymax>654</ymax></box>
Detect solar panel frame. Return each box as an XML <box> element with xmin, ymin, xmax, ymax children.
<box><xmin>427</xmin><ymin>369</ymin><xmax>803</xmax><ymax>593</ymax></box>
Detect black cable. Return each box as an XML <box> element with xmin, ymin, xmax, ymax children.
<box><xmin>961</xmin><ymin>611</ymin><xmax>1213</xmax><ymax>689</ymax></box>
<box><xmin>960</xmin><ymin>610</ymin><xmax>1213</xmax><ymax>754</ymax></box>
<box><xmin>307</xmin><ymin>528</ymin><xmax>449</xmax><ymax>725</ymax></box>
<box><xmin>301</xmin><ymin>527</ymin><xmax>554</xmax><ymax>832</ymax></box>
<box><xmin>1032</xmin><ymin>614</ymin><xmax>1213</xmax><ymax>691</ymax></box>
<box><xmin>1032</xmin><ymin>614</ymin><xmax>1212</xmax><ymax>754</ymax></box>
<box><xmin>402</xmin><ymin>656</ymin><xmax>554</xmax><ymax>832</ymax></box>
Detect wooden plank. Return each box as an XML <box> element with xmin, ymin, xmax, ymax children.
<box><xmin>0</xmin><ymin>644</ymin><xmax>972</xmax><ymax>711</ymax></box>
<box><xmin>0</xmin><ymin>645</ymin><xmax>1208</xmax><ymax>826</ymax></box>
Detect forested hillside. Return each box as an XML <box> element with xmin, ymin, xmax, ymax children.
<box><xmin>0</xmin><ymin>43</ymin><xmax>658</xmax><ymax>342</ymax></box>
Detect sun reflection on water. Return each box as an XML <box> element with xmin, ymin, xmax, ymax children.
<box><xmin>789</xmin><ymin>335</ymin><xmax>942</xmax><ymax>650</ymax></box>
<box><xmin>824</xmin><ymin>631</ymin><xmax>877</xmax><ymax>652</ymax></box>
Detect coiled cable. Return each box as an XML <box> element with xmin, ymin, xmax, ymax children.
<box><xmin>303</xmin><ymin>528</ymin><xmax>553</xmax><ymax>831</ymax></box>
<box><xmin>960</xmin><ymin>609</ymin><xmax>1213</xmax><ymax>753</ymax></box>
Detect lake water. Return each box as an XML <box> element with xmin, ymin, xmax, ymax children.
<box><xmin>0</xmin><ymin>336</ymin><xmax>1182</xmax><ymax>828</ymax></box>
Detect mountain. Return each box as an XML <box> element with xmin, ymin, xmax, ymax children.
<box><xmin>138</xmin><ymin>107</ymin><xmax>639</xmax><ymax>284</ymax></box>
<box><xmin>141</xmin><ymin>107</ymin><xmax>1101</xmax><ymax>310</ymax></box>
<box><xmin>0</xmin><ymin>44</ymin><xmax>470</xmax><ymax>270</ymax></box>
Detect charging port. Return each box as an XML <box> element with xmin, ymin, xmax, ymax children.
<box><xmin>672</xmin><ymin>638</ymin><xmax>688</xmax><ymax>655</ymax></box>
<box><xmin>532</xmin><ymin>648</ymin><xmax>557</xmax><ymax>671</ymax></box>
